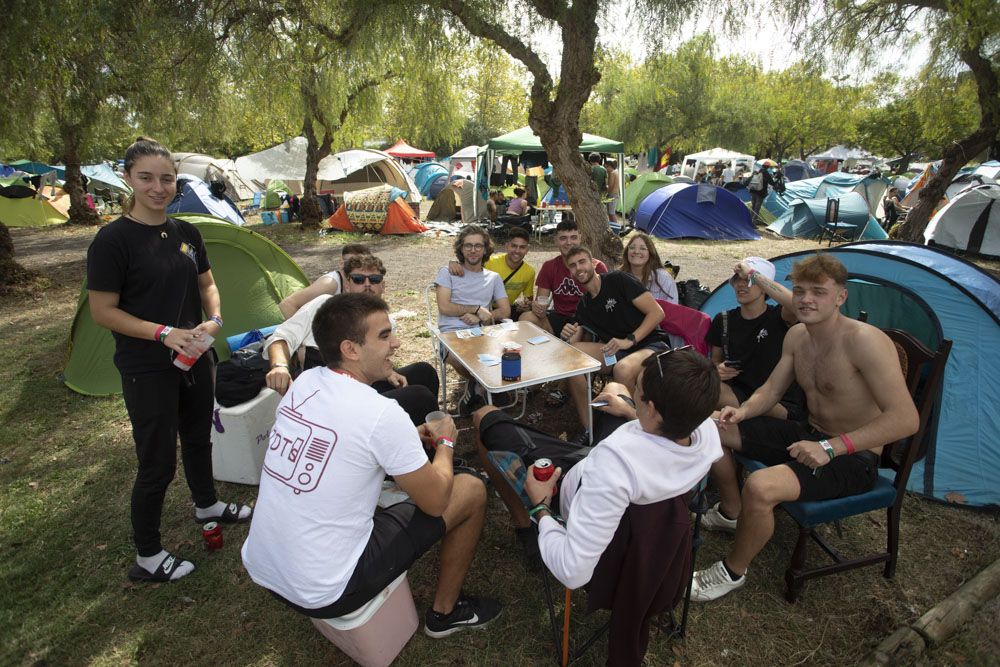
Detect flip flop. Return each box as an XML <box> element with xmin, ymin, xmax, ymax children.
<box><xmin>193</xmin><ymin>502</ymin><xmax>252</xmax><ymax>524</ymax></box>
<box><xmin>127</xmin><ymin>552</ymin><xmax>193</xmax><ymax>583</ymax></box>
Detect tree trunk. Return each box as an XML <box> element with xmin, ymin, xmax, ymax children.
<box><xmin>300</xmin><ymin>113</ymin><xmax>331</xmax><ymax>230</ymax></box>
<box><xmin>898</xmin><ymin>41</ymin><xmax>998</xmax><ymax>242</ymax></box>
<box><xmin>0</xmin><ymin>222</ymin><xmax>35</xmax><ymax>290</ymax></box>
<box><xmin>62</xmin><ymin>135</ymin><xmax>101</xmax><ymax>226</ymax></box>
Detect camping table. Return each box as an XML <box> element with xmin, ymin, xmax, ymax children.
<box><xmin>534</xmin><ymin>205</ymin><xmax>574</xmax><ymax>239</ymax></box>
<box><xmin>437</xmin><ymin>321</ymin><xmax>601</xmax><ymax>442</ymax></box>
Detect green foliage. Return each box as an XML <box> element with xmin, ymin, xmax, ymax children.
<box><xmin>913</xmin><ymin>71</ymin><xmax>981</xmax><ymax>149</ymax></box>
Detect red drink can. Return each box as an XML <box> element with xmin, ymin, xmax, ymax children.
<box><xmin>533</xmin><ymin>458</ymin><xmax>554</xmax><ymax>482</ymax></box>
<box><xmin>202</xmin><ymin>521</ymin><xmax>223</xmax><ymax>550</ymax></box>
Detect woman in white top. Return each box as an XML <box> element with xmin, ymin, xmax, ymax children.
<box><xmin>624</xmin><ymin>232</ymin><xmax>678</xmax><ymax>304</ymax></box>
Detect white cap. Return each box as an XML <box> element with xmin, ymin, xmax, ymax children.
<box><xmin>743</xmin><ymin>257</ymin><xmax>776</xmax><ymax>281</ymax></box>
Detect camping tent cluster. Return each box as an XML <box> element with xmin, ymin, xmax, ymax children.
<box><xmin>699</xmin><ymin>241</ymin><xmax>1000</xmax><ymax>508</ymax></box>
<box><xmin>679</xmin><ymin>147</ymin><xmax>754</xmax><ymax>179</ymax></box>
<box><xmin>763</xmin><ymin>172</ymin><xmax>889</xmax><ymax>241</ymax></box>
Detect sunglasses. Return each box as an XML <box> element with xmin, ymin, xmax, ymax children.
<box><xmin>348</xmin><ymin>273</ymin><xmax>384</xmax><ymax>285</ymax></box>
<box><xmin>653</xmin><ymin>345</ymin><xmax>693</xmax><ymax>378</ymax></box>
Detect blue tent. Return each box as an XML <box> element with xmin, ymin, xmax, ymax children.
<box><xmin>635</xmin><ymin>183</ymin><xmax>759</xmax><ymax>240</ymax></box>
<box><xmin>411</xmin><ymin>162</ymin><xmax>449</xmax><ymax>197</ymax></box>
<box><xmin>166</xmin><ymin>175</ymin><xmax>244</xmax><ymax>226</ymax></box>
<box><xmin>783</xmin><ymin>159</ymin><xmax>822</xmax><ymax>182</ymax></box>
<box><xmin>764</xmin><ymin>172</ymin><xmax>889</xmax><ymax>218</ymax></box>
<box><xmin>81</xmin><ymin>163</ymin><xmax>128</xmax><ymax>194</ymax></box>
<box><xmin>699</xmin><ymin>242</ymin><xmax>1000</xmax><ymax>507</ymax></box>
<box><xmin>767</xmin><ymin>192</ymin><xmax>888</xmax><ymax>241</ymax></box>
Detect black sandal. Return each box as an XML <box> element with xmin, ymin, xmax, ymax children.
<box><xmin>193</xmin><ymin>502</ymin><xmax>252</xmax><ymax>524</ymax></box>
<box><xmin>127</xmin><ymin>553</ymin><xmax>193</xmax><ymax>583</ymax></box>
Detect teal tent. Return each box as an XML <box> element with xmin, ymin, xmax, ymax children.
<box><xmin>764</xmin><ymin>172</ymin><xmax>889</xmax><ymax>218</ymax></box>
<box><xmin>767</xmin><ymin>192</ymin><xmax>888</xmax><ymax>241</ymax></box>
<box><xmin>62</xmin><ymin>215</ymin><xmax>309</xmax><ymax>395</ymax></box>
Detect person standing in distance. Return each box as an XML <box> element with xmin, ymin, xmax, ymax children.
<box><xmin>87</xmin><ymin>137</ymin><xmax>251</xmax><ymax>583</ymax></box>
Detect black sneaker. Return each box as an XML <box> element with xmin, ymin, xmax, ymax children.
<box><xmin>424</xmin><ymin>593</ymin><xmax>503</xmax><ymax>638</ymax></box>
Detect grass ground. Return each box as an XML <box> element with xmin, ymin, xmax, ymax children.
<box><xmin>1</xmin><ymin>222</ymin><xmax>998</xmax><ymax>666</ymax></box>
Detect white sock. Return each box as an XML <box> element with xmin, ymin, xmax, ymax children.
<box><xmin>136</xmin><ymin>550</ymin><xmax>194</xmax><ymax>581</ymax></box>
<box><xmin>195</xmin><ymin>500</ymin><xmax>251</xmax><ymax>521</ymax></box>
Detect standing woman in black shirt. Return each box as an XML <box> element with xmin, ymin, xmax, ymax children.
<box><xmin>87</xmin><ymin>137</ymin><xmax>251</xmax><ymax>583</ymax></box>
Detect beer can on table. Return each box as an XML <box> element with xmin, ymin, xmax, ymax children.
<box><xmin>533</xmin><ymin>458</ymin><xmax>554</xmax><ymax>482</ymax></box>
<box><xmin>202</xmin><ymin>521</ymin><xmax>223</xmax><ymax>550</ymax></box>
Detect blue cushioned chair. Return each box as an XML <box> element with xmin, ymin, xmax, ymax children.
<box><xmin>736</xmin><ymin>329</ymin><xmax>951</xmax><ymax>602</ymax></box>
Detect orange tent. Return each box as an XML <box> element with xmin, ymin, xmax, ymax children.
<box><xmin>326</xmin><ymin>185</ymin><xmax>427</xmax><ymax>235</ymax></box>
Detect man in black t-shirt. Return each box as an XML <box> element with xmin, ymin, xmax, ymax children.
<box><xmin>561</xmin><ymin>246</ymin><xmax>668</xmax><ymax>439</ymax></box>
<box><xmin>705</xmin><ymin>257</ymin><xmax>803</xmax><ymax>421</ymax></box>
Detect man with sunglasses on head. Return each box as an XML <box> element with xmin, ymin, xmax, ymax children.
<box><xmin>705</xmin><ymin>257</ymin><xmax>804</xmax><ymax>421</ymax></box>
<box><xmin>265</xmin><ymin>255</ymin><xmax>438</xmax><ymax>425</ymax></box>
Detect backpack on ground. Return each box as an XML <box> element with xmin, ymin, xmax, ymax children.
<box><xmin>215</xmin><ymin>343</ymin><xmax>269</xmax><ymax>407</ymax></box>
<box><xmin>677</xmin><ymin>279</ymin><xmax>710</xmax><ymax>310</ymax></box>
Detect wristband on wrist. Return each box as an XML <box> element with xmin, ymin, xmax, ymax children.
<box><xmin>435</xmin><ymin>437</ymin><xmax>454</xmax><ymax>449</ymax></box>
<box><xmin>528</xmin><ymin>502</ymin><xmax>550</xmax><ymax>517</ymax></box>
<box><xmin>840</xmin><ymin>433</ymin><xmax>856</xmax><ymax>455</ymax></box>
<box><xmin>210</xmin><ymin>315</ymin><xmax>223</xmax><ymax>328</ymax></box>
<box><xmin>154</xmin><ymin>325</ymin><xmax>166</xmax><ymax>342</ymax></box>
<box><xmin>747</xmin><ymin>268</ymin><xmax>757</xmax><ymax>285</ymax></box>
<box><xmin>818</xmin><ymin>439</ymin><xmax>836</xmax><ymax>461</ymax></box>
<box><xmin>272</xmin><ymin>362</ymin><xmax>288</xmax><ymax>370</ymax></box>
<box><xmin>159</xmin><ymin>326</ymin><xmax>173</xmax><ymax>344</ymax></box>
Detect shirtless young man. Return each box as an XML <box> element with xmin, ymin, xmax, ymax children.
<box><xmin>691</xmin><ymin>253</ymin><xmax>919</xmax><ymax>601</ymax></box>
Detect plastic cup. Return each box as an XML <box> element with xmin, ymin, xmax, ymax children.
<box><xmin>425</xmin><ymin>410</ymin><xmax>448</xmax><ymax>425</ymax></box>
<box><xmin>173</xmin><ymin>334</ymin><xmax>214</xmax><ymax>371</ymax></box>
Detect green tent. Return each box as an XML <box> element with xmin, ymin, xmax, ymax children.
<box><xmin>623</xmin><ymin>173</ymin><xmax>673</xmax><ymax>217</ymax></box>
<box><xmin>0</xmin><ymin>176</ymin><xmax>68</xmax><ymax>227</ymax></box>
<box><xmin>264</xmin><ymin>180</ymin><xmax>288</xmax><ymax>209</ymax></box>
<box><xmin>62</xmin><ymin>215</ymin><xmax>309</xmax><ymax>395</ymax></box>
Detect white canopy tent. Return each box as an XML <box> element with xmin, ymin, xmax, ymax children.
<box><xmin>234</xmin><ymin>138</ymin><xmax>421</xmax><ymax>201</ymax></box>
<box><xmin>679</xmin><ymin>148</ymin><xmax>755</xmax><ymax>179</ymax></box>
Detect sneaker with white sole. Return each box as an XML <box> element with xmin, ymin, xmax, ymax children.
<box><xmin>424</xmin><ymin>593</ymin><xmax>503</xmax><ymax>638</ymax></box>
<box><xmin>700</xmin><ymin>502</ymin><xmax>738</xmax><ymax>533</ymax></box>
<box><xmin>690</xmin><ymin>560</ymin><xmax>746</xmax><ymax>602</ymax></box>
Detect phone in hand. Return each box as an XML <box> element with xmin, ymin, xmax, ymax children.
<box><xmin>724</xmin><ymin>359</ymin><xmax>743</xmax><ymax>369</ymax></box>
<box><xmin>589</xmin><ymin>400</ymin><xmax>609</xmax><ymax>408</ymax></box>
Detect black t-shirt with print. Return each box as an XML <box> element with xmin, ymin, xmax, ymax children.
<box><xmin>86</xmin><ymin>216</ymin><xmax>210</xmax><ymax>375</ymax></box>
<box><xmin>706</xmin><ymin>304</ymin><xmax>803</xmax><ymax>406</ymax></box>
<box><xmin>574</xmin><ymin>271</ymin><xmax>667</xmax><ymax>347</ymax></box>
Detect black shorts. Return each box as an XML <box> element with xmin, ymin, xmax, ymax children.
<box><xmin>737</xmin><ymin>417</ymin><xmax>879</xmax><ymax>503</ymax></box>
<box><xmin>729</xmin><ymin>384</ymin><xmax>807</xmax><ymax>423</ymax></box>
<box><xmin>479</xmin><ymin>409</ymin><xmax>627</xmax><ymax>468</ymax></box>
<box><xmin>547</xmin><ymin>312</ymin><xmax>575</xmax><ymax>338</ymax></box>
<box><xmin>614</xmin><ymin>339</ymin><xmax>669</xmax><ymax>361</ymax></box>
<box><xmin>277</xmin><ymin>501</ymin><xmax>446</xmax><ymax>619</ymax></box>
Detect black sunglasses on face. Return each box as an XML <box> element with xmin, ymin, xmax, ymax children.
<box><xmin>653</xmin><ymin>345</ymin><xmax>693</xmax><ymax>378</ymax></box>
<box><xmin>348</xmin><ymin>273</ymin><xmax>384</xmax><ymax>284</ymax></box>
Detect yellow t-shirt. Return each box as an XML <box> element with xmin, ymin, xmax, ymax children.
<box><xmin>485</xmin><ymin>253</ymin><xmax>535</xmax><ymax>304</ymax></box>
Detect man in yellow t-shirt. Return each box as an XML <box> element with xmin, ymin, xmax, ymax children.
<box><xmin>484</xmin><ymin>228</ymin><xmax>534</xmax><ymax>313</ymax></box>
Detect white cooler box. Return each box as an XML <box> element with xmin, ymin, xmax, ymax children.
<box><xmin>212</xmin><ymin>388</ymin><xmax>281</xmax><ymax>485</ymax></box>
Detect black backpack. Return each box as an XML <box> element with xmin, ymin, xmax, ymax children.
<box><xmin>215</xmin><ymin>344</ymin><xmax>269</xmax><ymax>407</ymax></box>
<box><xmin>677</xmin><ymin>279</ymin><xmax>711</xmax><ymax>310</ymax></box>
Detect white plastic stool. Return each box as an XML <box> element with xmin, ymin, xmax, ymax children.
<box><xmin>311</xmin><ymin>573</ymin><xmax>419</xmax><ymax>667</ymax></box>
<box><xmin>211</xmin><ymin>388</ymin><xmax>280</xmax><ymax>485</ymax></box>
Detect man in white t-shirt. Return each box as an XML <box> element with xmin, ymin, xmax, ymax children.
<box><xmin>242</xmin><ymin>293</ymin><xmax>502</xmax><ymax>638</ymax></box>
<box><xmin>277</xmin><ymin>243</ymin><xmax>371</xmax><ymax>318</ymax></box>
<box><xmin>434</xmin><ymin>224</ymin><xmax>510</xmax><ymax>333</ymax></box>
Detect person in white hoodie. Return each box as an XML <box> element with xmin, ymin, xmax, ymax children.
<box><xmin>476</xmin><ymin>346</ymin><xmax>722</xmax><ymax>589</ymax></box>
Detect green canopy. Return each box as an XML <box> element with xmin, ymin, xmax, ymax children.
<box><xmin>62</xmin><ymin>215</ymin><xmax>309</xmax><ymax>395</ymax></box>
<box><xmin>623</xmin><ymin>172</ymin><xmax>673</xmax><ymax>216</ymax></box>
<box><xmin>487</xmin><ymin>126</ymin><xmax>625</xmax><ymax>154</ymax></box>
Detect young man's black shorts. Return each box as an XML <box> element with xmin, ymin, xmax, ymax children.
<box><xmin>737</xmin><ymin>417</ymin><xmax>879</xmax><ymax>502</ymax></box>
<box><xmin>729</xmin><ymin>383</ymin><xmax>808</xmax><ymax>423</ymax></box>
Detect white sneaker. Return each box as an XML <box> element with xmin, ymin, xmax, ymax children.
<box><xmin>700</xmin><ymin>502</ymin><xmax>738</xmax><ymax>533</ymax></box>
<box><xmin>691</xmin><ymin>560</ymin><xmax>746</xmax><ymax>602</ymax></box>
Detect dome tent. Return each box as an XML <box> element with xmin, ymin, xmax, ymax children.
<box><xmin>698</xmin><ymin>241</ymin><xmax>1000</xmax><ymax>507</ymax></box>
<box><xmin>634</xmin><ymin>183</ymin><xmax>759</xmax><ymax>240</ymax></box>
<box><xmin>623</xmin><ymin>172</ymin><xmax>673</xmax><ymax>217</ymax></box>
<box><xmin>924</xmin><ymin>184</ymin><xmax>1000</xmax><ymax>257</ymax></box>
<box><xmin>167</xmin><ymin>174</ymin><xmax>245</xmax><ymax>225</ymax></box>
<box><xmin>767</xmin><ymin>192</ymin><xmax>887</xmax><ymax>241</ymax></box>
<box><xmin>62</xmin><ymin>216</ymin><xmax>309</xmax><ymax>395</ymax></box>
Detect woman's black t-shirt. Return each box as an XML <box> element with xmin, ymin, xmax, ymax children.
<box><xmin>86</xmin><ymin>216</ymin><xmax>210</xmax><ymax>375</ymax></box>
